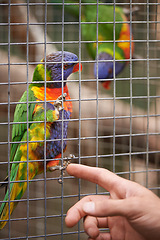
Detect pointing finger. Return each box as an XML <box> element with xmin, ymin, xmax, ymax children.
<box><xmin>66</xmin><ymin>164</ymin><xmax>127</xmax><ymax>194</ymax></box>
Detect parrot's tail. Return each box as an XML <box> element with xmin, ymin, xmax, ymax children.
<box><xmin>0</xmin><ymin>161</ymin><xmax>37</xmax><ymax>230</ymax></box>
<box><xmin>0</xmin><ymin>187</ymin><xmax>17</xmax><ymax>229</ymax></box>
<box><xmin>0</xmin><ymin>165</ymin><xmax>21</xmax><ymax>230</ymax></box>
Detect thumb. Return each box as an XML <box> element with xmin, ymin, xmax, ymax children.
<box><xmin>82</xmin><ymin>198</ymin><xmax>136</xmax><ymax>218</ymax></box>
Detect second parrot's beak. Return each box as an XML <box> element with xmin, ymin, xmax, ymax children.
<box><xmin>72</xmin><ymin>63</ymin><xmax>82</xmax><ymax>73</ymax></box>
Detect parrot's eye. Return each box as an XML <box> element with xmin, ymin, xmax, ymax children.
<box><xmin>63</xmin><ymin>64</ymin><xmax>69</xmax><ymax>70</ymax></box>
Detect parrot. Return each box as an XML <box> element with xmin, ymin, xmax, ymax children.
<box><xmin>0</xmin><ymin>51</ymin><xmax>81</xmax><ymax>230</ymax></box>
<box><xmin>50</xmin><ymin>0</ymin><xmax>134</xmax><ymax>89</ymax></box>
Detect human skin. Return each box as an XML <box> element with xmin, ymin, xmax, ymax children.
<box><xmin>65</xmin><ymin>164</ymin><xmax>160</xmax><ymax>240</ymax></box>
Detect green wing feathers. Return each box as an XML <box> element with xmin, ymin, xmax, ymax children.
<box><xmin>10</xmin><ymin>89</ymin><xmax>36</xmax><ymax>163</ymax></box>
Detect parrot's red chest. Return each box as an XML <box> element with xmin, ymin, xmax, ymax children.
<box><xmin>31</xmin><ymin>85</ymin><xmax>72</xmax><ymax>113</ymax></box>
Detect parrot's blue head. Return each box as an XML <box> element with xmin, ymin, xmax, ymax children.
<box><xmin>45</xmin><ymin>51</ymin><xmax>82</xmax><ymax>88</ymax></box>
<box><xmin>33</xmin><ymin>51</ymin><xmax>82</xmax><ymax>88</ymax></box>
<box><xmin>94</xmin><ymin>52</ymin><xmax>125</xmax><ymax>89</ymax></box>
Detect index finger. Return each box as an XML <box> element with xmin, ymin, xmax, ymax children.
<box><xmin>66</xmin><ymin>163</ymin><xmax>125</xmax><ymax>193</ymax></box>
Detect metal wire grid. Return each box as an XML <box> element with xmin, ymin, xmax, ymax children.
<box><xmin>0</xmin><ymin>0</ymin><xmax>160</xmax><ymax>239</ymax></box>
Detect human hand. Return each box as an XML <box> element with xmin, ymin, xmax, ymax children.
<box><xmin>65</xmin><ymin>164</ymin><xmax>160</xmax><ymax>240</ymax></box>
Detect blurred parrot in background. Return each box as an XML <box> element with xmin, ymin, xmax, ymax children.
<box><xmin>0</xmin><ymin>51</ymin><xmax>81</xmax><ymax>230</ymax></box>
<box><xmin>51</xmin><ymin>0</ymin><xmax>134</xmax><ymax>89</ymax></box>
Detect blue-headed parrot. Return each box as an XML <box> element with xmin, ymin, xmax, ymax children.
<box><xmin>0</xmin><ymin>51</ymin><xmax>82</xmax><ymax>229</ymax></box>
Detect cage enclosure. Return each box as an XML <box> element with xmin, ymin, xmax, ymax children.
<box><xmin>0</xmin><ymin>0</ymin><xmax>160</xmax><ymax>239</ymax></box>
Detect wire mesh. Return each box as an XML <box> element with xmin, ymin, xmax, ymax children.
<box><xmin>0</xmin><ymin>0</ymin><xmax>160</xmax><ymax>239</ymax></box>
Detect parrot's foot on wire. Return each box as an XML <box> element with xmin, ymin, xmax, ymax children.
<box><xmin>58</xmin><ymin>154</ymin><xmax>75</xmax><ymax>183</ymax></box>
<box><xmin>48</xmin><ymin>154</ymin><xmax>74</xmax><ymax>172</ymax></box>
<box><xmin>54</xmin><ymin>93</ymin><xmax>67</xmax><ymax>111</ymax></box>
<box><xmin>48</xmin><ymin>154</ymin><xmax>75</xmax><ymax>183</ymax></box>
<box><xmin>49</xmin><ymin>154</ymin><xmax>75</xmax><ymax>184</ymax></box>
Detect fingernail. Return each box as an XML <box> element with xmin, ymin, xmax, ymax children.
<box><xmin>83</xmin><ymin>202</ymin><xmax>95</xmax><ymax>214</ymax></box>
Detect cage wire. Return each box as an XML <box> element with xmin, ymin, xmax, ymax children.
<box><xmin>0</xmin><ymin>0</ymin><xmax>160</xmax><ymax>239</ymax></box>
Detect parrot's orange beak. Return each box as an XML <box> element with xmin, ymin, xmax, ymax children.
<box><xmin>72</xmin><ymin>63</ymin><xmax>82</xmax><ymax>73</ymax></box>
<box><xmin>102</xmin><ymin>80</ymin><xmax>111</xmax><ymax>90</ymax></box>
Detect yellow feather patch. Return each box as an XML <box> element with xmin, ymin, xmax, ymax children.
<box><xmin>117</xmin><ymin>23</ymin><xmax>130</xmax><ymax>51</ymax></box>
<box><xmin>20</xmin><ymin>123</ymin><xmax>51</xmax><ymax>155</ymax></box>
<box><xmin>93</xmin><ymin>34</ymin><xmax>104</xmax><ymax>49</ymax></box>
<box><xmin>117</xmin><ymin>15</ymin><xmax>134</xmax><ymax>59</ymax></box>
<box><xmin>37</xmin><ymin>64</ymin><xmax>51</xmax><ymax>82</ymax></box>
<box><xmin>98</xmin><ymin>47</ymin><xmax>123</xmax><ymax>60</ymax></box>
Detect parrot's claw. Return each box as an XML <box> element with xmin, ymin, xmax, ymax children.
<box><xmin>48</xmin><ymin>154</ymin><xmax>75</xmax><ymax>183</ymax></box>
<box><xmin>58</xmin><ymin>154</ymin><xmax>75</xmax><ymax>184</ymax></box>
<box><xmin>64</xmin><ymin>154</ymin><xmax>75</xmax><ymax>162</ymax></box>
<box><xmin>48</xmin><ymin>165</ymin><xmax>65</xmax><ymax>171</ymax></box>
<box><xmin>54</xmin><ymin>93</ymin><xmax>67</xmax><ymax>111</ymax></box>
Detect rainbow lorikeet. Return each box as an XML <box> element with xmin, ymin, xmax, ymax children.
<box><xmin>0</xmin><ymin>51</ymin><xmax>81</xmax><ymax>230</ymax></box>
<box><xmin>51</xmin><ymin>0</ymin><xmax>134</xmax><ymax>89</ymax></box>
